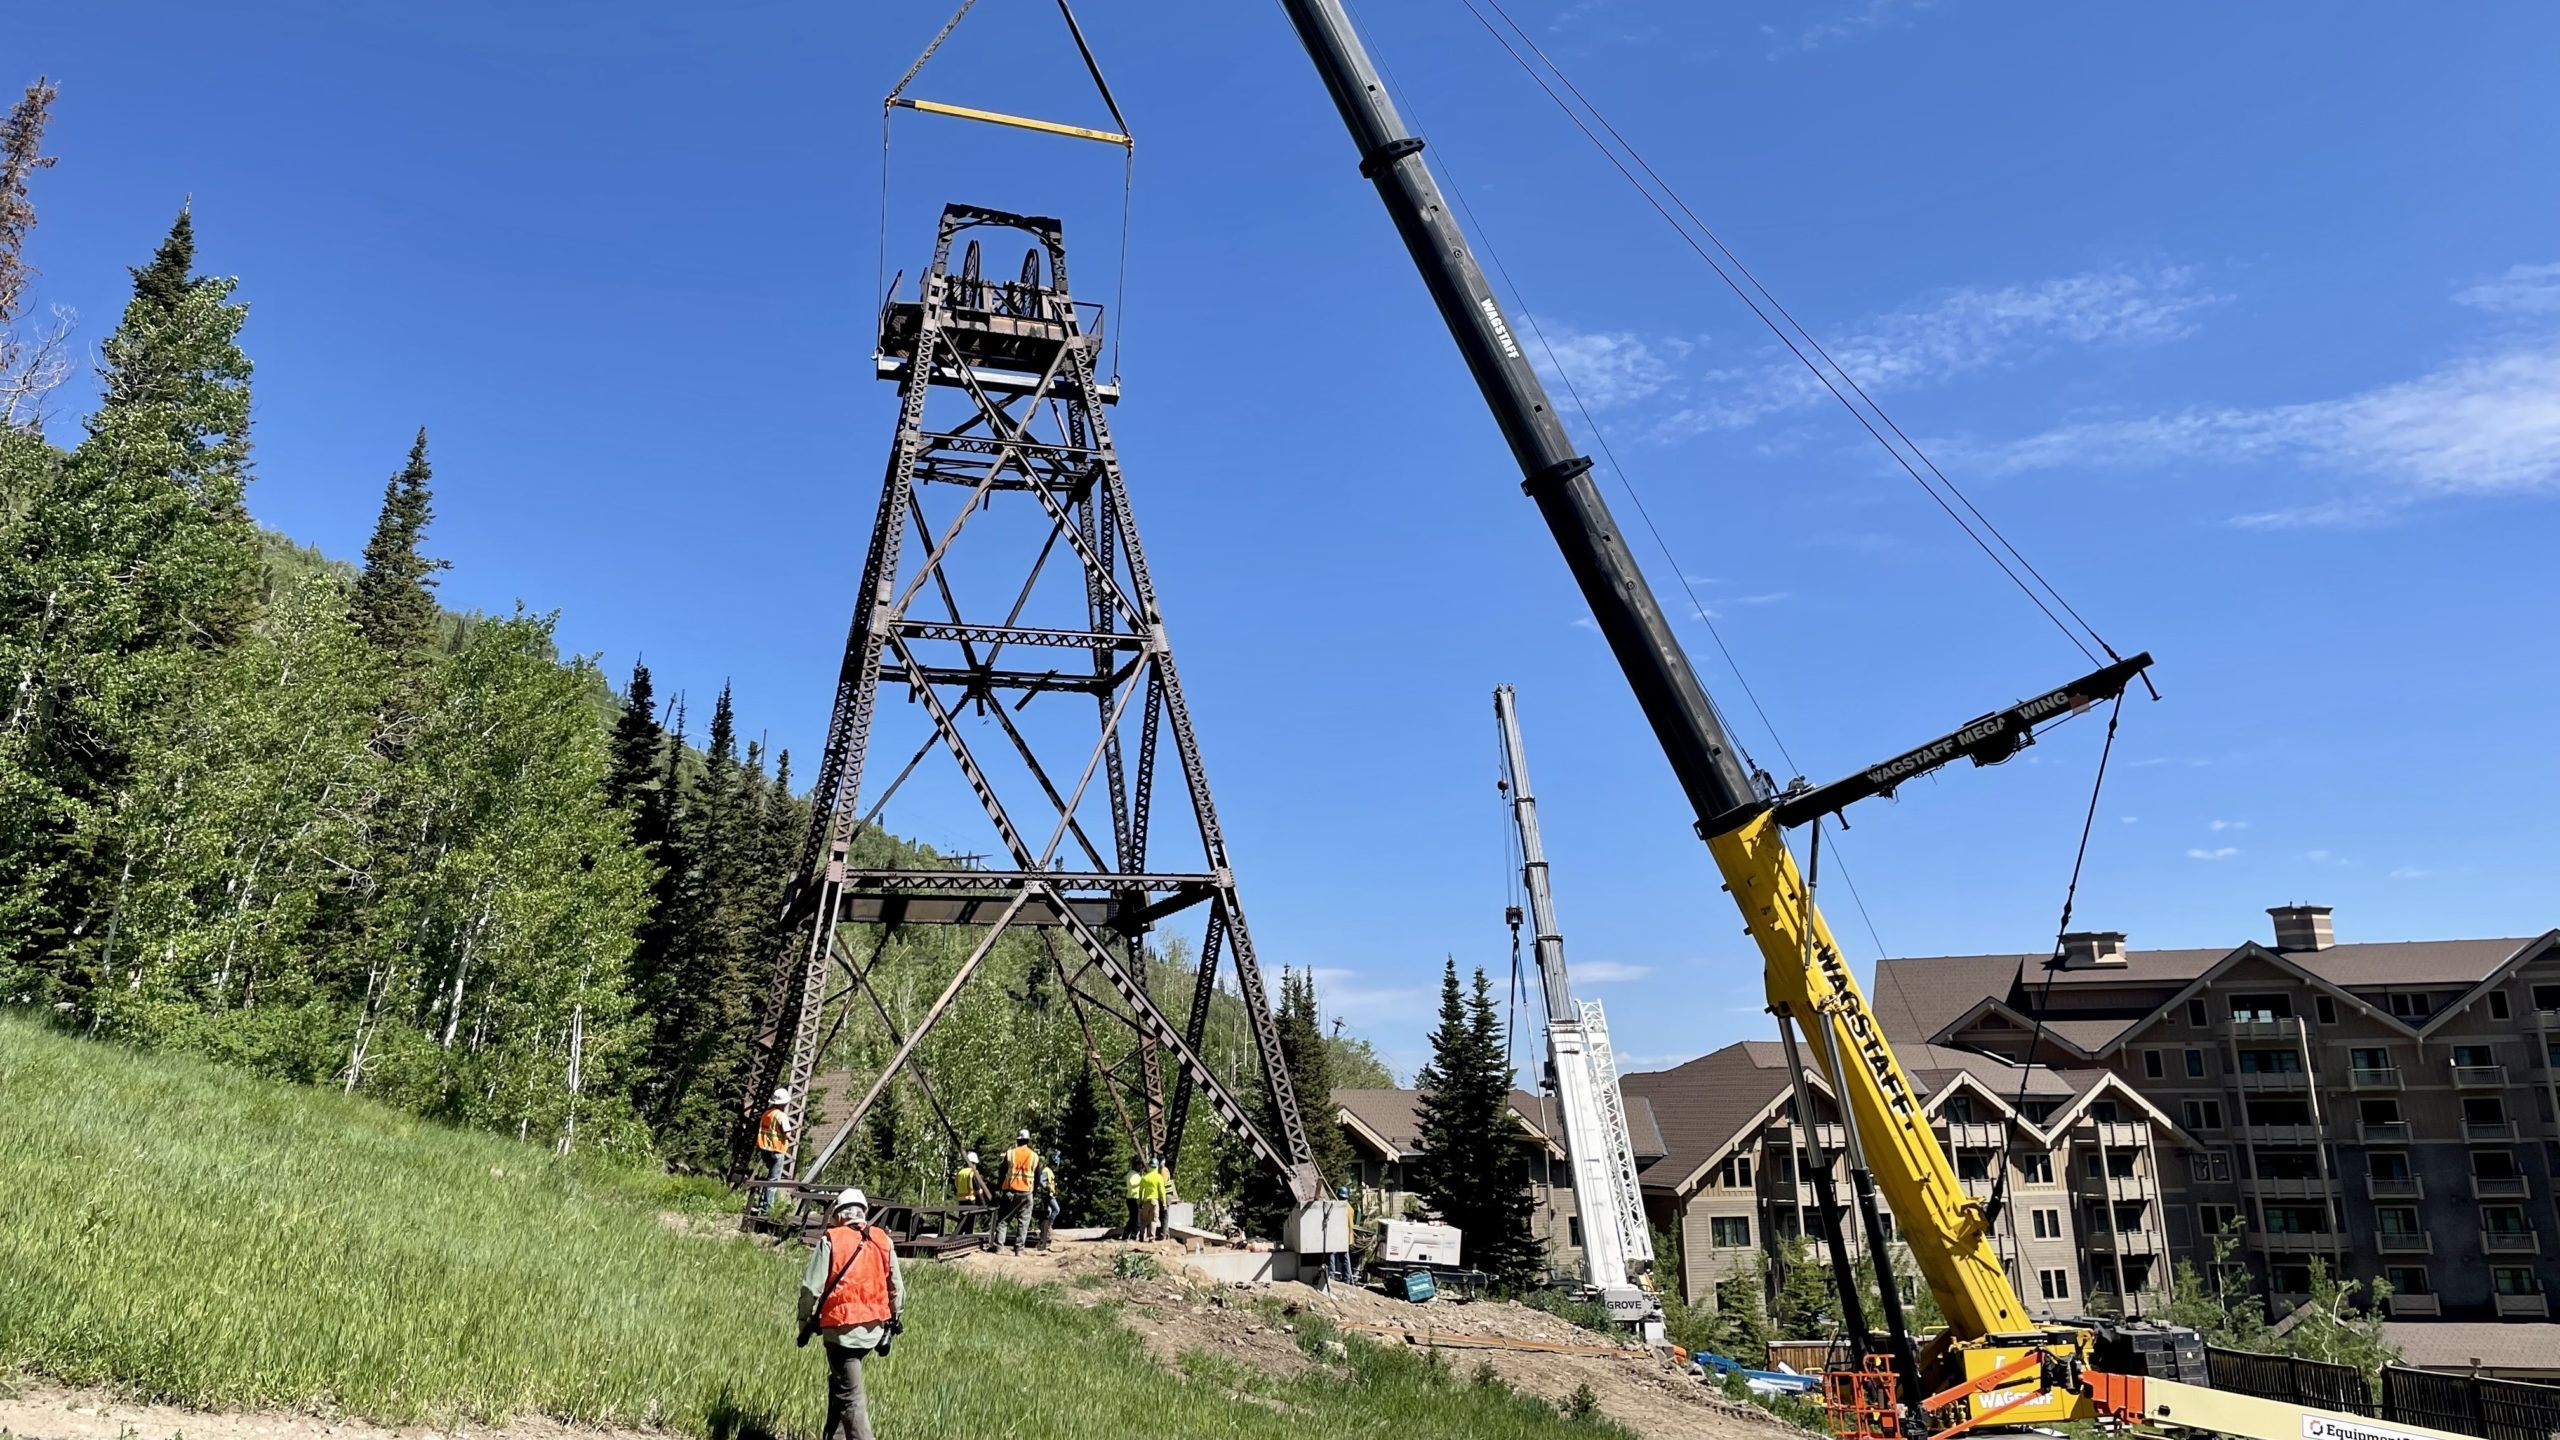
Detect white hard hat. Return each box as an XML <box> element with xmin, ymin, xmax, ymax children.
<box><xmin>771</xmin><ymin>1088</ymin><xmax>791</xmax><ymax>1104</ymax></box>
<box><xmin>965</xmin><ymin>1150</ymin><xmax>979</xmax><ymax>1164</ymax></box>
<box><xmin>1018</xmin><ymin>1129</ymin><xmax>1031</xmax><ymax>1141</ymax></box>
<box><xmin>833</xmin><ymin>1187</ymin><xmax>868</xmax><ymax>1216</ymax></box>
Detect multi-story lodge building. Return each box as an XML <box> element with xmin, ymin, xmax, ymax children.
<box><xmin>1619</xmin><ymin>1040</ymin><xmax>2186</xmax><ymax>1319</ymax></box>
<box><xmin>1872</xmin><ymin>905</ymin><xmax>2560</xmax><ymax>1322</ymax></box>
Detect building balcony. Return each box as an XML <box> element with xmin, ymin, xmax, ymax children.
<box><xmin>2453</xmin><ymin>1064</ymin><xmax>2510</xmax><ymax>1088</ymax></box>
<box><xmin>1942</xmin><ymin>1122</ymin><xmax>2005</xmax><ymax>1151</ymax></box>
<box><xmin>2473</xmin><ymin>1176</ymin><xmax>2531</xmax><ymax>1200</ymax></box>
<box><xmin>2250</xmin><ymin>1229</ymin><xmax>2335</xmax><ymax>1254</ymax></box>
<box><xmin>2367</xmin><ymin>1175</ymin><xmax>2423</xmax><ymax>1200</ymax></box>
<box><xmin>2466</xmin><ymin>1119</ymin><xmax>2519</xmax><ymax>1141</ymax></box>
<box><xmin>2494</xmin><ymin>1293</ymin><xmax>2552</xmax><ymax>1319</ymax></box>
<box><xmin>2086</xmin><ymin>1228</ymin><xmax>2161</xmax><ymax>1255</ymax></box>
<box><xmin>2081</xmin><ymin>1121</ymin><xmax>2150</xmax><ymax>1149</ymax></box>
<box><xmin>2226</xmin><ymin>1018</ymin><xmax>2298</xmax><ymax>1041</ymax></box>
<box><xmin>2385</xmin><ymin>1293</ymin><xmax>2441</xmax><ymax>1318</ymax></box>
<box><xmin>2482</xmin><ymin>1230</ymin><xmax>2541</xmax><ymax>1256</ymax></box>
<box><xmin>2360</xmin><ymin>1120</ymin><xmax>2413</xmax><ymax>1144</ymax></box>
<box><xmin>2348</xmin><ymin>1066</ymin><xmax>2403</xmax><ymax>1092</ymax></box>
<box><xmin>2242</xmin><ymin>1123</ymin><xmax>2323</xmax><ymax>1146</ymax></box>
<box><xmin>2248</xmin><ymin>1176</ymin><xmax>2334</xmax><ymax>1200</ymax></box>
<box><xmin>2236</xmin><ymin>1070</ymin><xmax>2311</xmax><ymax>1093</ymax></box>
<box><xmin>2376</xmin><ymin>1231</ymin><xmax>2433</xmax><ymax>1255</ymax></box>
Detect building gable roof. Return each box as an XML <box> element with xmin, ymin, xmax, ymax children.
<box><xmin>2415</xmin><ymin>931</ymin><xmax>2560</xmax><ymax>1037</ymax></box>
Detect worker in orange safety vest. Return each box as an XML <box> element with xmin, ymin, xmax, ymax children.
<box><xmin>754</xmin><ymin>1088</ymin><xmax>796</xmax><ymax>1215</ymax></box>
<box><xmin>999</xmin><ymin>1130</ymin><xmax>1040</xmax><ymax>1254</ymax></box>
<box><xmin>798</xmin><ymin>1187</ymin><xmax>905</xmax><ymax>1440</ymax></box>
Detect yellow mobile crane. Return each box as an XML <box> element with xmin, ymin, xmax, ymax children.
<box><xmin>1267</xmin><ymin>6</ymin><xmax>2484</xmax><ymax>1440</ymax></box>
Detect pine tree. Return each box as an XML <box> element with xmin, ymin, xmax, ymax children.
<box><xmin>0</xmin><ymin>205</ymin><xmax>259</xmax><ymax>999</ymax></box>
<box><xmin>604</xmin><ymin>661</ymin><xmax>662</xmax><ymax>818</ymax></box>
<box><xmin>351</xmin><ymin>428</ymin><xmax>448</xmax><ymax>663</ymax></box>
<box><xmin>1410</xmin><ymin>959</ymin><xmax>1544</xmax><ymax>1287</ymax></box>
<box><xmin>1772</xmin><ymin>1233</ymin><xmax>1838</xmax><ymax>1339</ymax></box>
<box><xmin>647</xmin><ymin>683</ymin><xmax>768</xmax><ymax>1170</ymax></box>
<box><xmin>129</xmin><ymin>205</ymin><xmax>193</xmax><ymax>317</ymax></box>
<box><xmin>1053</xmin><ymin>1063</ymin><xmax>1118</xmax><ymax>1226</ymax></box>
<box><xmin>1</xmin><ymin>76</ymin><xmax>64</xmax><ymax>430</ymax></box>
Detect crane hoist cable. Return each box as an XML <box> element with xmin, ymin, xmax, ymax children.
<box><xmin>1455</xmin><ymin>0</ymin><xmax>2133</xmax><ymax>675</ymax></box>
<box><xmin>874</xmin><ymin>0</ymin><xmax>1137</xmax><ymax>379</ymax></box>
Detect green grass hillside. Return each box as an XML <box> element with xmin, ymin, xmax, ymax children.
<box><xmin>0</xmin><ymin>1017</ymin><xmax>1620</xmax><ymax>1439</ymax></box>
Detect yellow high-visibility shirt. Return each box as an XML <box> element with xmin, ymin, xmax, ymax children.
<box><xmin>1139</xmin><ymin>1168</ymin><xmax>1169</xmax><ymax>1204</ymax></box>
<box><xmin>954</xmin><ymin>1167</ymin><xmax>978</xmax><ymax>1201</ymax></box>
<box><xmin>1123</xmin><ymin>1170</ymin><xmax>1144</xmax><ymax>1199</ymax></box>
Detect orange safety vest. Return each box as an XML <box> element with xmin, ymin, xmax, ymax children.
<box><xmin>815</xmin><ymin>1224</ymin><xmax>895</xmax><ymax>1331</ymax></box>
<box><xmin>757</xmin><ymin>1107</ymin><xmax>791</xmax><ymax>1154</ymax></box>
<box><xmin>1004</xmin><ymin>1144</ymin><xmax>1039</xmax><ymax>1193</ymax></box>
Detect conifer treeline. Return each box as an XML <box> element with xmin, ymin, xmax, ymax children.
<box><xmin>0</xmin><ymin>83</ymin><xmax>804</xmax><ymax>1160</ymax></box>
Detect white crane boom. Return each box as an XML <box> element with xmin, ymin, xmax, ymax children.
<box><xmin>1494</xmin><ymin>685</ymin><xmax>1660</xmax><ymax>1334</ymax></box>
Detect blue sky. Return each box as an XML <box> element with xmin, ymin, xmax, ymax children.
<box><xmin>19</xmin><ymin>2</ymin><xmax>2559</xmax><ymax>1081</ymax></box>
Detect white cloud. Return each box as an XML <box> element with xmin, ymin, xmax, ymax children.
<box><xmin>2186</xmin><ymin>847</ymin><xmax>2239</xmax><ymax>861</ymax></box>
<box><xmin>2209</xmin><ymin>819</ymin><xmax>2248</xmax><ymax>832</ymax></box>
<box><xmin>1570</xmin><ymin>615</ymin><xmax>1600</xmax><ymax>632</ymax></box>
<box><xmin>1573</xmin><ymin>961</ymin><xmax>1655</xmax><ymax>984</ymax></box>
<box><xmin>1655</xmin><ymin>266</ymin><xmax>2220</xmax><ymax>437</ymax></box>
<box><xmin>1528</xmin><ymin>327</ymin><xmax>1685</xmax><ymax>411</ymax></box>
<box><xmin>1307</xmin><ymin>966</ymin><xmax>1434</xmax><ymax>1034</ymax></box>
<box><xmin>1787</xmin><ymin>0</ymin><xmax>1930</xmax><ymax>53</ymax></box>
<box><xmin>1732</xmin><ymin>591</ymin><xmax>1792</xmax><ymax>606</ymax></box>
<box><xmin>2454</xmin><ymin>263</ymin><xmax>2560</xmax><ymax>317</ymax></box>
<box><xmin>2119</xmin><ymin>816</ymin><xmax>2139</xmax><ymax>825</ymax></box>
<box><xmin>1970</xmin><ymin>265</ymin><xmax>2560</xmax><ymax>524</ymax></box>
<box><xmin>2388</xmin><ymin>866</ymin><xmax>2430</xmax><ymax>880</ymax></box>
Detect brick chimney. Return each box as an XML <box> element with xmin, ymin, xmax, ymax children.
<box><xmin>2057</xmin><ymin>931</ymin><xmax>2129</xmax><ymax>969</ymax></box>
<box><xmin>2268</xmin><ymin>905</ymin><xmax>2335</xmax><ymax>952</ymax></box>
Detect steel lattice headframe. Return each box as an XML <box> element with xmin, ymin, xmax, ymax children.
<box><xmin>740</xmin><ymin>202</ymin><xmax>1320</xmax><ymax>1212</ymax></box>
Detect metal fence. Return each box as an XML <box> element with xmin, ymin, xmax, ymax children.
<box><xmin>2381</xmin><ymin>1365</ymin><xmax>2560</xmax><ymax>1440</ymax></box>
<box><xmin>2205</xmin><ymin>1345</ymin><xmax>2376</xmax><ymax>1417</ymax></box>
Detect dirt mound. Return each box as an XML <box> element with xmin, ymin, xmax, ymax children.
<box><xmin>953</xmin><ymin>1235</ymin><xmax>1797</xmax><ymax>1440</ymax></box>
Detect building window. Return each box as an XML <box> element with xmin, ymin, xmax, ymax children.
<box><xmin>2038</xmin><ymin>1268</ymin><xmax>2070</xmax><ymax>1300</ymax></box>
<box><xmin>1710</xmin><ymin>1216</ymin><xmax>1751</xmax><ymax>1248</ymax></box>
<box><xmin>1734</xmin><ymin>1156</ymin><xmax>1752</xmax><ymax>1188</ymax></box>
<box><xmin>2483</xmin><ymin>1205</ymin><xmax>2528</xmax><ymax>1235</ymax></box>
<box><xmin>2017</xmin><ymin>1154</ymin><xmax>2053</xmax><ymax>1185</ymax></box>
<box><xmin>2085</xmin><ymin>1153</ymin><xmax>2103</xmax><ymax>1180</ymax></box>
<box><xmin>2199</xmin><ymin>1203</ymin><xmax>2239</xmax><ymax>1236</ymax></box>
<box><xmin>2033</xmin><ymin>1208</ymin><xmax>2061</xmax><ymax>1239</ymax></box>
<box><xmin>2237</xmin><ymin>1049</ymin><xmax>2303</xmax><ymax>1075</ymax></box>
<box><xmin>2493</xmin><ymin>1267</ymin><xmax>2540</xmax><ymax>1297</ymax></box>
<box><xmin>2316</xmin><ymin>995</ymin><xmax>2337</xmax><ymax>1025</ymax></box>
<box><xmin>2375</xmin><ymin>1206</ymin><xmax>2420</xmax><ymax>1237</ymax></box>
<box><xmin>2475</xmin><ymin>1151</ymin><xmax>2519</xmax><ymax>1181</ymax></box>
<box><xmin>2360</xmin><ymin>1098</ymin><xmax>2402</xmax><ymax>1125</ymax></box>
<box><xmin>2453</xmin><ymin>1044</ymin><xmax>2495</xmax><ymax>1069</ymax></box>
<box><xmin>2092</xmin><ymin>1101</ymin><xmax>2120</xmax><ymax>1124</ymax></box>
<box><xmin>1956</xmin><ymin>1153</ymin><xmax>1991</xmax><ymax>1182</ymax></box>
<box><xmin>2144</xmin><ymin>1050</ymin><xmax>2164</xmax><ymax>1079</ymax></box>
<box><xmin>2388</xmin><ymin>991</ymin><xmax>2434</xmax><ymax>1018</ymax></box>
<box><xmin>2106</xmin><ymin>1151</ymin><xmax>2137</xmax><ymax>1179</ymax></box>
<box><xmin>2464</xmin><ymin>1097</ymin><xmax>2508</xmax><ymax>1128</ymax></box>
<box><xmin>2184</xmin><ymin>1099</ymin><xmax>2224</xmax><ymax>1132</ymax></box>
<box><xmin>2533</xmin><ymin>983</ymin><xmax>2560</xmax><ymax>1013</ymax></box>
<box><xmin>1568</xmin><ymin>1216</ymin><xmax>1583</xmax><ymax>1248</ymax></box>
<box><xmin>1772</xmin><ymin>1150</ymin><xmax>1795</xmax><ymax>1184</ymax></box>
<box><xmin>2270</xmin><ymin>1264</ymin><xmax>2313</xmax><ymax>1295</ymax></box>
<box><xmin>2489</xmin><ymin>991</ymin><xmax>2510</xmax><ymax>1021</ymax></box>
<box><xmin>2185</xmin><ymin>1049</ymin><xmax>2206</xmax><ymax>1078</ymax></box>
<box><xmin>2188</xmin><ymin>999</ymin><xmax>2208</xmax><ymax>1027</ymax></box>
<box><xmin>2262</xmin><ymin>1204</ymin><xmax>2329</xmax><ymax>1235</ymax></box>
<box><xmin>2385</xmin><ymin>1266</ymin><xmax>2431</xmax><ymax>1297</ymax></box>
<box><xmin>2369</xmin><ymin>1152</ymin><xmax>2411</xmax><ymax>1181</ymax></box>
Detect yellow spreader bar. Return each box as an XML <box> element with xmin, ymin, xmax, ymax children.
<box><xmin>890</xmin><ymin>97</ymin><xmax>1130</xmax><ymax>148</ymax></box>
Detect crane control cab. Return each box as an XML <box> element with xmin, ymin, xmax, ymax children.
<box><xmin>1493</xmin><ymin>684</ymin><xmax>1660</xmax><ymax>1339</ymax></box>
<box><xmin>1262</xmin><ymin>7</ymin><xmax>2473</xmax><ymax>1440</ymax></box>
